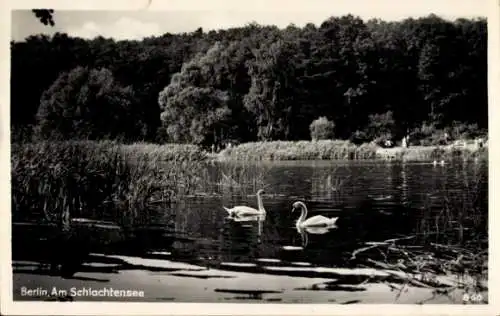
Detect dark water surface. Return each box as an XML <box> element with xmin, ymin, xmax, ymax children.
<box><xmin>151</xmin><ymin>159</ymin><xmax>488</xmax><ymax>271</ymax></box>
<box><xmin>12</xmin><ymin>159</ymin><xmax>488</xmax><ymax>302</ymax></box>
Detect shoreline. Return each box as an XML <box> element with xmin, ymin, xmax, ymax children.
<box><xmin>12</xmin><ymin>140</ymin><xmax>488</xmax><ymax>163</ymax></box>
<box><xmin>12</xmin><ymin>254</ymin><xmax>488</xmax><ymax>304</ymax></box>
<box><xmin>211</xmin><ymin>140</ymin><xmax>488</xmax><ymax>162</ymax></box>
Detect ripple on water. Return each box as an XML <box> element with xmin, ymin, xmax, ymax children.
<box><xmin>256</xmin><ymin>258</ymin><xmax>281</xmax><ymax>263</ymax></box>
<box><xmin>282</xmin><ymin>246</ymin><xmax>304</xmax><ymax>251</ymax></box>
<box><xmin>220</xmin><ymin>262</ymin><xmax>258</xmax><ymax>268</ymax></box>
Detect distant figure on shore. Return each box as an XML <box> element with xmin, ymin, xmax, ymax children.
<box><xmin>444</xmin><ymin>132</ymin><xmax>450</xmax><ymax>145</ymax></box>
<box><xmin>401</xmin><ymin>130</ymin><xmax>410</xmax><ymax>148</ymax></box>
<box><xmin>211</xmin><ymin>144</ymin><xmax>215</xmax><ymax>153</ymax></box>
<box><xmin>402</xmin><ymin>135</ymin><xmax>409</xmax><ymax>148</ymax></box>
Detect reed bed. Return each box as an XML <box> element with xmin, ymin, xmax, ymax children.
<box><xmin>219</xmin><ymin>140</ymin><xmax>378</xmax><ymax>160</ymax></box>
<box><xmin>120</xmin><ymin>142</ymin><xmax>207</xmax><ymax>162</ymax></box>
<box><xmin>11</xmin><ymin>141</ymin><xmax>207</xmax><ymax>229</ymax></box>
<box><xmin>216</xmin><ymin>161</ymin><xmax>269</xmax><ymax>193</ymax></box>
<box><xmin>377</xmin><ymin>145</ymin><xmax>488</xmax><ymax>162</ymax></box>
<box><xmin>219</xmin><ymin>140</ymin><xmax>487</xmax><ymax>161</ymax></box>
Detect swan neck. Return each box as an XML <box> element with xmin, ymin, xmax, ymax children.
<box><xmin>257</xmin><ymin>192</ymin><xmax>264</xmax><ymax>211</ymax></box>
<box><xmin>297</xmin><ymin>203</ymin><xmax>307</xmax><ymax>224</ymax></box>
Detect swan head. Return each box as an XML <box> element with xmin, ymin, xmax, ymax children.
<box><xmin>291</xmin><ymin>201</ymin><xmax>306</xmax><ymax>213</ymax></box>
<box><xmin>257</xmin><ymin>189</ymin><xmax>266</xmax><ymax>195</ymax></box>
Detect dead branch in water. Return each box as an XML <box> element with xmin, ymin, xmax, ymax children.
<box><xmin>349</xmin><ymin>233</ymin><xmax>487</xmax><ymax>304</ymax></box>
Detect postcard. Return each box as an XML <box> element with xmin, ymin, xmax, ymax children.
<box><xmin>1</xmin><ymin>0</ymin><xmax>498</xmax><ymax>315</ymax></box>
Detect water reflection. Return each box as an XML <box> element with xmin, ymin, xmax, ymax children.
<box><xmin>296</xmin><ymin>225</ymin><xmax>337</xmax><ymax>248</ymax></box>
<box><xmin>217</xmin><ymin>213</ymin><xmax>267</xmax><ymax>263</ymax></box>
<box><xmin>14</xmin><ymin>160</ymin><xmax>488</xmax><ymax>282</ymax></box>
<box><xmin>230</xmin><ymin>214</ymin><xmax>266</xmax><ymax>223</ymax></box>
<box><xmin>228</xmin><ymin>213</ymin><xmax>265</xmax><ymax>241</ymax></box>
<box><xmin>167</xmin><ymin>161</ymin><xmax>484</xmax><ymax>269</ymax></box>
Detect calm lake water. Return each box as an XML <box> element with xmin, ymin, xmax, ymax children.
<box><xmin>145</xmin><ymin>159</ymin><xmax>488</xmax><ymax>273</ymax></box>
<box><xmin>11</xmin><ymin>159</ymin><xmax>489</xmax><ymax>303</ymax></box>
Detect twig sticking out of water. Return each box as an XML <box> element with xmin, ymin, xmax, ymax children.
<box><xmin>350</xmin><ymin>235</ymin><xmax>487</xmax><ymax>304</ymax></box>
<box><xmin>350</xmin><ymin>235</ymin><xmax>416</xmax><ymax>260</ymax></box>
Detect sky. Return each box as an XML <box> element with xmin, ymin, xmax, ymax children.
<box><xmin>11</xmin><ymin>0</ymin><xmax>490</xmax><ymax>41</ymax></box>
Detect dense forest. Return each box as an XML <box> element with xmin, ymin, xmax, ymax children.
<box><xmin>11</xmin><ymin>13</ymin><xmax>487</xmax><ymax>148</ymax></box>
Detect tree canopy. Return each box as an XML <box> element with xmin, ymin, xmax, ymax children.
<box><xmin>12</xmin><ymin>14</ymin><xmax>487</xmax><ymax>145</ymax></box>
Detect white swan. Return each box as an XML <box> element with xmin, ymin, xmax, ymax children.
<box><xmin>223</xmin><ymin>189</ymin><xmax>266</xmax><ymax>218</ymax></box>
<box><xmin>292</xmin><ymin>201</ymin><xmax>338</xmax><ymax>229</ymax></box>
<box><xmin>231</xmin><ymin>214</ymin><xmax>266</xmax><ymax>222</ymax></box>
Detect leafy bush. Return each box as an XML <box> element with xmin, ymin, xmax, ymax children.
<box><xmin>365</xmin><ymin>111</ymin><xmax>395</xmax><ymax>141</ymax></box>
<box><xmin>409</xmin><ymin>121</ymin><xmax>486</xmax><ymax>146</ymax></box>
<box><xmin>349</xmin><ymin>130</ymin><xmax>371</xmax><ymax>145</ymax></box>
<box><xmin>448</xmin><ymin>121</ymin><xmax>486</xmax><ymax>140</ymax></box>
<box><xmin>310</xmin><ymin>117</ymin><xmax>335</xmax><ymax>141</ymax></box>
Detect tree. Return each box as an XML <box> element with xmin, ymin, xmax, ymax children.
<box><xmin>11</xmin><ymin>14</ymin><xmax>487</xmax><ymax>144</ymax></box>
<box><xmin>158</xmin><ymin>43</ymin><xmax>233</xmax><ymax>146</ymax></box>
<box><xmin>35</xmin><ymin>66</ymin><xmax>146</xmax><ymax>141</ymax></box>
<box><xmin>11</xmin><ymin>33</ymin><xmax>91</xmax><ymax>141</ymax></box>
<box><xmin>244</xmin><ymin>38</ymin><xmax>300</xmax><ymax>140</ymax></box>
<box><xmin>310</xmin><ymin>117</ymin><xmax>335</xmax><ymax>140</ymax></box>
<box><xmin>32</xmin><ymin>9</ymin><xmax>55</xmax><ymax>26</ymax></box>
<box><xmin>365</xmin><ymin>111</ymin><xmax>396</xmax><ymax>142</ymax></box>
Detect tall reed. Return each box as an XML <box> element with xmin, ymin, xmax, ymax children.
<box><xmin>219</xmin><ymin>140</ymin><xmax>377</xmax><ymax>160</ymax></box>
<box><xmin>416</xmin><ymin>165</ymin><xmax>488</xmax><ymax>248</ymax></box>
<box><xmin>11</xmin><ymin>141</ymin><xmax>207</xmax><ymax>229</ymax></box>
<box><xmin>219</xmin><ymin>140</ymin><xmax>487</xmax><ymax>161</ymax></box>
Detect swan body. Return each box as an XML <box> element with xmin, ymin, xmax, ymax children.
<box><xmin>369</xmin><ymin>194</ymin><xmax>393</xmax><ymax>201</ymax></box>
<box><xmin>229</xmin><ymin>212</ymin><xmax>266</xmax><ymax>222</ymax></box>
<box><xmin>223</xmin><ymin>189</ymin><xmax>266</xmax><ymax>218</ymax></box>
<box><xmin>302</xmin><ymin>226</ymin><xmax>332</xmax><ymax>235</ymax></box>
<box><xmin>292</xmin><ymin>201</ymin><xmax>338</xmax><ymax>229</ymax></box>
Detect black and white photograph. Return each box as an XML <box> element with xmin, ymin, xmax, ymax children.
<box><xmin>2</xmin><ymin>0</ymin><xmax>498</xmax><ymax>313</ymax></box>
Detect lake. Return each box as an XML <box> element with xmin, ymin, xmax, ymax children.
<box><xmin>12</xmin><ymin>159</ymin><xmax>488</xmax><ymax>303</ymax></box>
<box><xmin>149</xmin><ymin>159</ymin><xmax>488</xmax><ymax>273</ymax></box>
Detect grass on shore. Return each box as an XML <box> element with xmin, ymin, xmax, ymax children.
<box><xmin>11</xmin><ymin>141</ymin><xmax>207</xmax><ymax>229</ymax></box>
<box><xmin>218</xmin><ymin>140</ymin><xmax>488</xmax><ymax>161</ymax></box>
<box><xmin>219</xmin><ymin>140</ymin><xmax>376</xmax><ymax>160</ymax></box>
